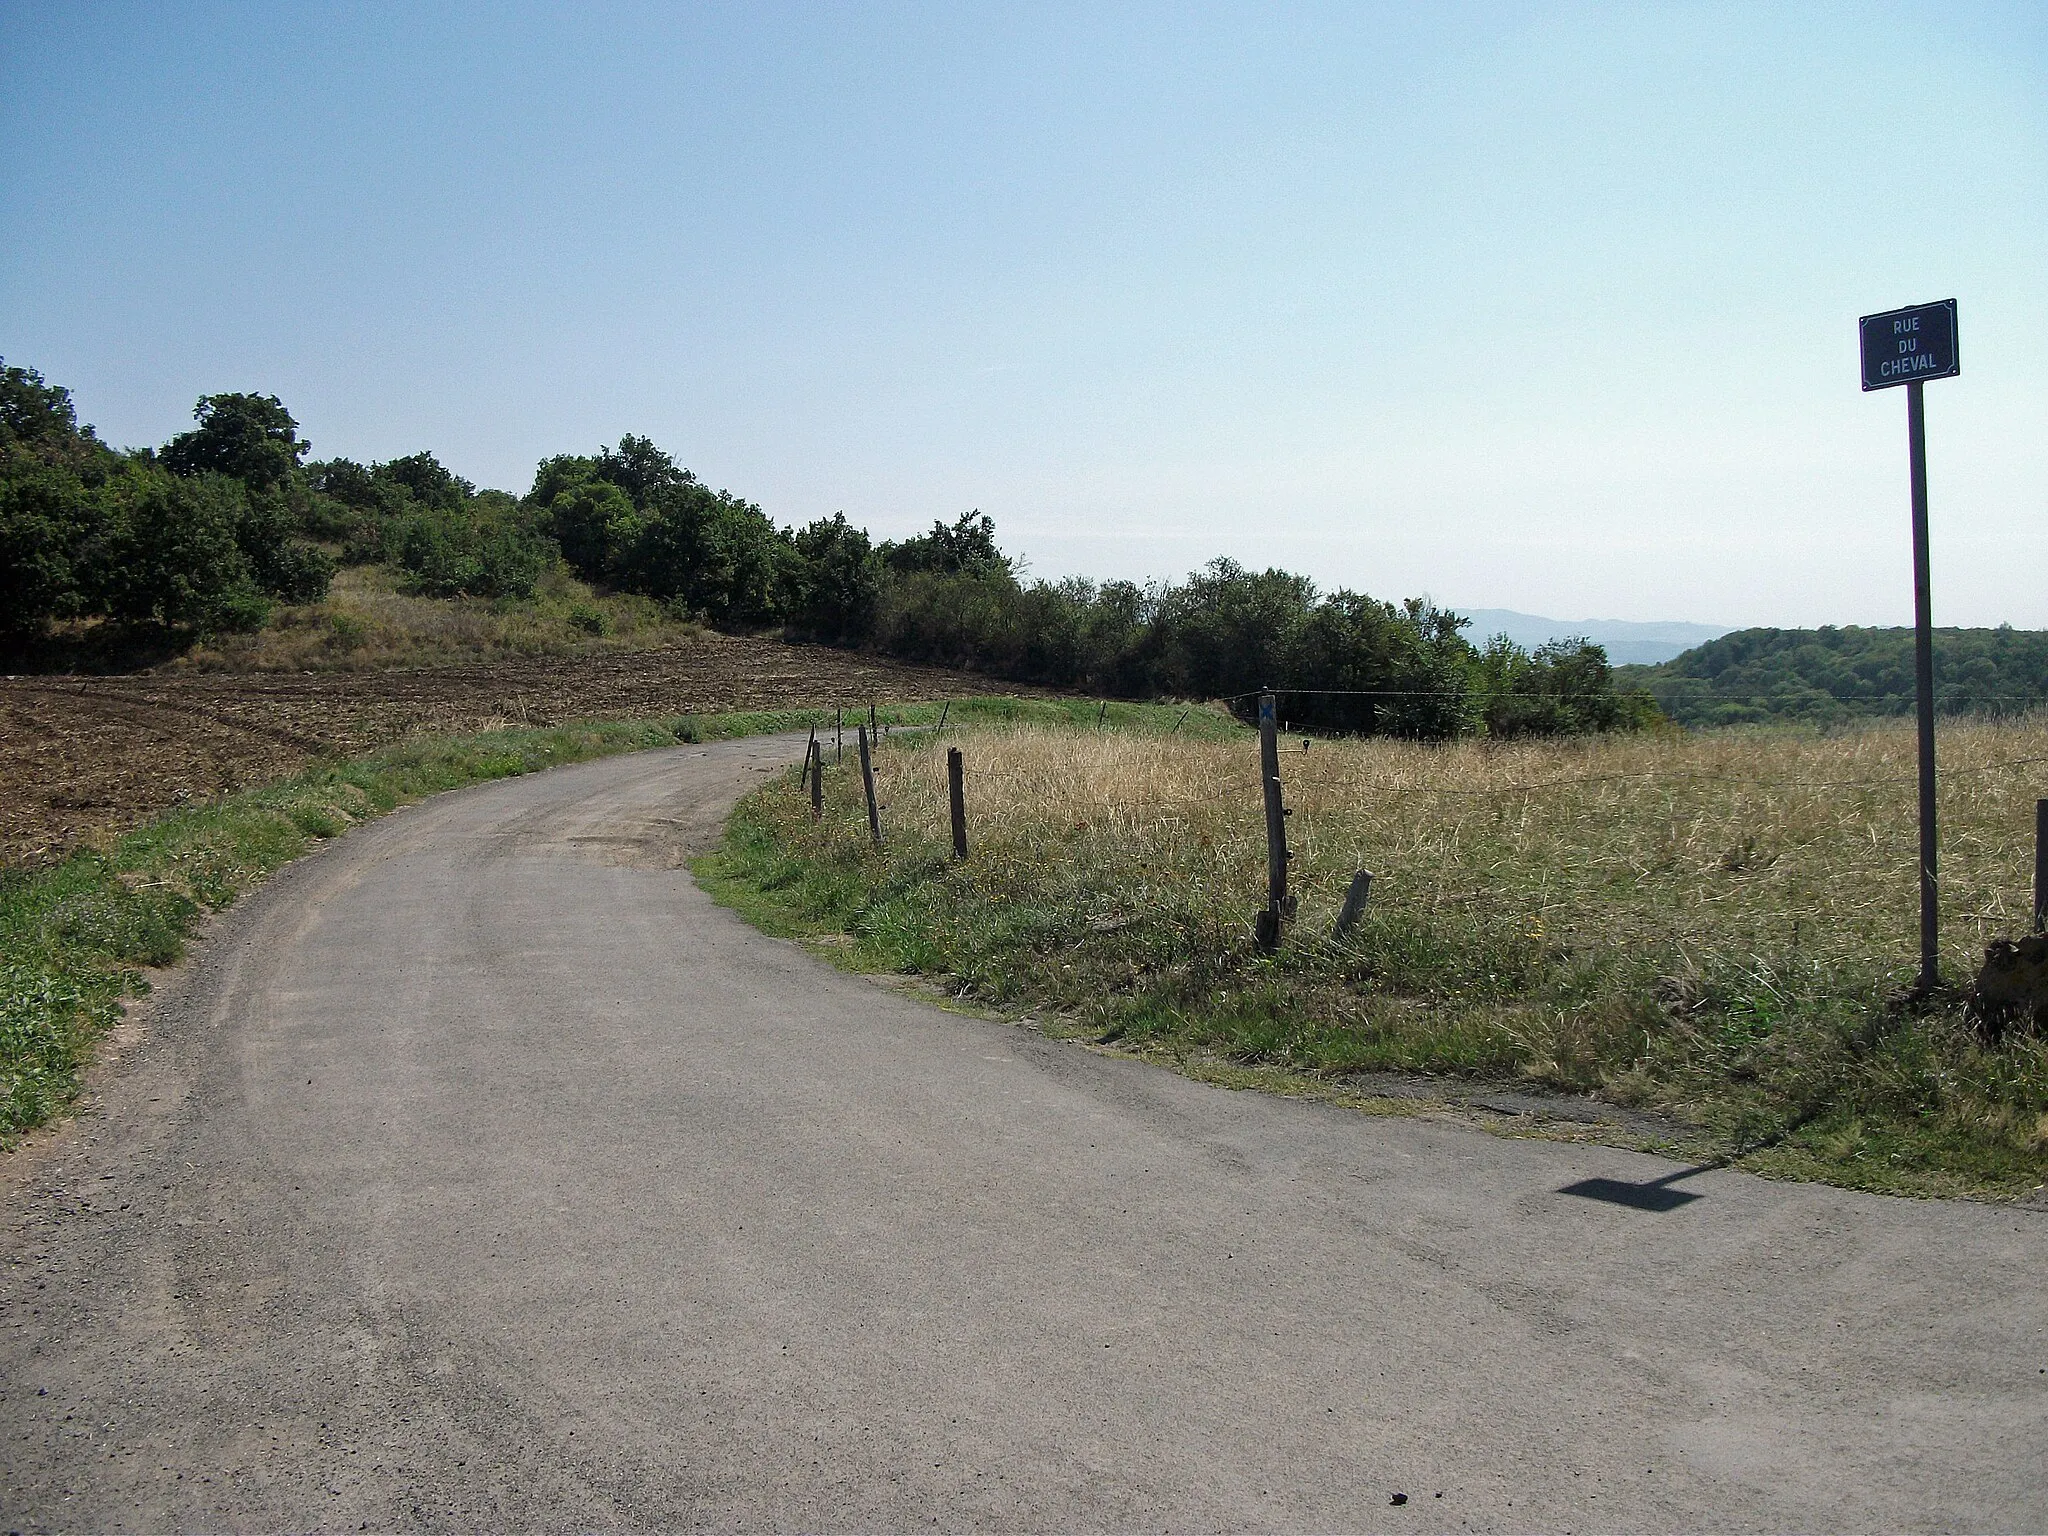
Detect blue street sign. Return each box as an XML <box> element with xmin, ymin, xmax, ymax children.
<box><xmin>1859</xmin><ymin>299</ymin><xmax>1958</xmax><ymax>391</ymax></box>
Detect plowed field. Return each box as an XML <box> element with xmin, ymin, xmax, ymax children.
<box><xmin>0</xmin><ymin>636</ymin><xmax>998</xmax><ymax>867</ymax></box>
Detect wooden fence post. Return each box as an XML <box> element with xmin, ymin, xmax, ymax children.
<box><xmin>802</xmin><ymin>727</ymin><xmax>817</xmax><ymax>793</ymax></box>
<box><xmin>2035</xmin><ymin>798</ymin><xmax>2046</xmax><ymax>933</ymax></box>
<box><xmin>1333</xmin><ymin>871</ymin><xmax>1373</xmax><ymax>939</ymax></box>
<box><xmin>1256</xmin><ymin>691</ymin><xmax>1288</xmax><ymax>952</ymax></box>
<box><xmin>835</xmin><ymin>707</ymin><xmax>843</xmax><ymax>765</ymax></box>
<box><xmin>948</xmin><ymin>747</ymin><xmax>968</xmax><ymax>860</ymax></box>
<box><xmin>810</xmin><ymin>740</ymin><xmax>824</xmax><ymax>820</ymax></box>
<box><xmin>936</xmin><ymin>700</ymin><xmax>950</xmax><ymax>733</ymax></box>
<box><xmin>857</xmin><ymin>725</ymin><xmax>881</xmax><ymax>846</ymax></box>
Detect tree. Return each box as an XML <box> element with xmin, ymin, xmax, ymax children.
<box><xmin>0</xmin><ymin>463</ymin><xmax>101</xmax><ymax>638</ymax></box>
<box><xmin>609</xmin><ymin>482</ymin><xmax>783</xmax><ymax>622</ymax></box>
<box><xmin>596</xmin><ymin>434</ymin><xmax>692</xmax><ymax>507</ymax></box>
<box><xmin>0</xmin><ymin>362</ymin><xmax>118</xmax><ymax>638</ymax></box>
<box><xmin>1472</xmin><ymin>636</ymin><xmax>1647</xmax><ymax>737</ymax></box>
<box><xmin>236</xmin><ymin>488</ymin><xmax>336</xmax><ymax>603</ymax></box>
<box><xmin>1150</xmin><ymin>559</ymin><xmax>1318</xmax><ymax>701</ymax></box>
<box><xmin>373</xmin><ymin>451</ymin><xmax>473</xmax><ymax>510</ymax></box>
<box><xmin>879</xmin><ymin>511</ymin><xmax>1009</xmax><ymax>577</ymax></box>
<box><xmin>161</xmin><ymin>393</ymin><xmax>309</xmax><ymax>490</ymax></box>
<box><xmin>2</xmin><ymin>361</ymin><xmax>114</xmax><ymax>474</ymax></box>
<box><xmin>545</xmin><ymin>478</ymin><xmax>635</xmax><ymax>580</ymax></box>
<box><xmin>310</xmin><ymin>458</ymin><xmax>380</xmax><ymax>509</ymax></box>
<box><xmin>782</xmin><ymin>513</ymin><xmax>880</xmax><ymax>643</ymax></box>
<box><xmin>1283</xmin><ymin>592</ymin><xmax>1473</xmax><ymax>738</ymax></box>
<box><xmin>89</xmin><ymin>466</ymin><xmax>269</xmax><ymax>633</ymax></box>
<box><xmin>526</xmin><ymin>453</ymin><xmax>600</xmax><ymax>511</ymax></box>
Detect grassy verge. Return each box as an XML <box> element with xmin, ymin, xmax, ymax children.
<box><xmin>0</xmin><ymin>695</ymin><xmax>1106</xmax><ymax>1141</ymax></box>
<box><xmin>699</xmin><ymin>714</ymin><xmax>2048</xmax><ymax>1201</ymax></box>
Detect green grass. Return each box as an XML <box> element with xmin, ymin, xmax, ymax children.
<box><xmin>698</xmin><ymin>715</ymin><xmax>2048</xmax><ymax>1202</ymax></box>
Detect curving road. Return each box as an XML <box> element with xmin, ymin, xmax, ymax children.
<box><xmin>4</xmin><ymin>736</ymin><xmax>2044</xmax><ymax>1531</ymax></box>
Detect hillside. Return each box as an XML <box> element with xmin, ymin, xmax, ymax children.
<box><xmin>5</xmin><ymin>362</ymin><xmax>1650</xmax><ymax>741</ymax></box>
<box><xmin>1617</xmin><ymin>625</ymin><xmax>2048</xmax><ymax>726</ymax></box>
<box><xmin>1459</xmin><ymin>608</ymin><xmax>1730</xmax><ymax>665</ymax></box>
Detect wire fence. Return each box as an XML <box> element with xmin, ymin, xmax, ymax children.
<box><xmin>800</xmin><ymin>692</ymin><xmax>2048</xmax><ymax>956</ymax></box>
<box><xmin>960</xmin><ymin>748</ymin><xmax>2048</xmax><ymax>803</ymax></box>
<box><xmin>1216</xmin><ymin>685</ymin><xmax>2048</xmax><ymax>707</ymax></box>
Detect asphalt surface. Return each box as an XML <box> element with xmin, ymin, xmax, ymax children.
<box><xmin>4</xmin><ymin>734</ymin><xmax>2044</xmax><ymax>1532</ymax></box>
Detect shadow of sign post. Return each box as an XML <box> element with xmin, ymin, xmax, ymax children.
<box><xmin>1558</xmin><ymin>1166</ymin><xmax>1711</xmax><ymax>1212</ymax></box>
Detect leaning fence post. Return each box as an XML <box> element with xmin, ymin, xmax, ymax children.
<box><xmin>1256</xmin><ymin>690</ymin><xmax>1289</xmax><ymax>952</ymax></box>
<box><xmin>2035</xmin><ymin>798</ymin><xmax>2046</xmax><ymax>933</ymax></box>
<box><xmin>948</xmin><ymin>747</ymin><xmax>968</xmax><ymax>859</ymax></box>
<box><xmin>1333</xmin><ymin>871</ymin><xmax>1373</xmax><ymax>939</ymax></box>
<box><xmin>857</xmin><ymin>725</ymin><xmax>881</xmax><ymax>846</ymax></box>
<box><xmin>937</xmin><ymin>700</ymin><xmax>950</xmax><ymax>733</ymax></box>
<box><xmin>810</xmin><ymin>740</ymin><xmax>824</xmax><ymax>820</ymax></box>
<box><xmin>802</xmin><ymin>727</ymin><xmax>817</xmax><ymax>793</ymax></box>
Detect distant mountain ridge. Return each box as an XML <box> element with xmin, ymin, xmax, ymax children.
<box><xmin>1615</xmin><ymin>625</ymin><xmax>2048</xmax><ymax>726</ymax></box>
<box><xmin>1457</xmin><ymin>608</ymin><xmax>1733</xmax><ymax>666</ymax></box>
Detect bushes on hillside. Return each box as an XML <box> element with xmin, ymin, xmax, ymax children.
<box><xmin>0</xmin><ymin>363</ymin><xmax>333</xmax><ymax>642</ymax></box>
<box><xmin>506</xmin><ymin>435</ymin><xmax>1652</xmax><ymax>738</ymax></box>
<box><xmin>313</xmin><ymin>454</ymin><xmax>551</xmax><ymax>599</ymax></box>
<box><xmin>530</xmin><ymin>435</ymin><xmax>786</xmax><ymax>621</ymax></box>
<box><xmin>0</xmin><ymin>362</ymin><xmax>1654</xmax><ymax>739</ymax></box>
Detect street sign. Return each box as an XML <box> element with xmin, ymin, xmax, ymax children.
<box><xmin>1859</xmin><ymin>297</ymin><xmax>1960</xmax><ymax>990</ymax></box>
<box><xmin>1859</xmin><ymin>299</ymin><xmax>1958</xmax><ymax>391</ymax></box>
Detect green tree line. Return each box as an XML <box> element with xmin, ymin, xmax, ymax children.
<box><xmin>2</xmin><ymin>366</ymin><xmax>334</xmax><ymax>638</ymax></box>
<box><xmin>2</xmin><ymin>363</ymin><xmax>1651</xmax><ymax>737</ymax></box>
<box><xmin>1617</xmin><ymin>626</ymin><xmax>2048</xmax><ymax>727</ymax></box>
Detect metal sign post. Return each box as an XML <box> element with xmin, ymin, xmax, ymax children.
<box><xmin>1859</xmin><ymin>299</ymin><xmax>1958</xmax><ymax>991</ymax></box>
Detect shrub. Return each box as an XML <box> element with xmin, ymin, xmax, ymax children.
<box><xmin>781</xmin><ymin>513</ymin><xmax>881</xmax><ymax>644</ymax></box>
<box><xmin>0</xmin><ymin>462</ymin><xmax>101</xmax><ymax>637</ymax></box>
<box><xmin>1474</xmin><ymin>636</ymin><xmax>1657</xmax><ymax>738</ymax></box>
<box><xmin>90</xmin><ymin>466</ymin><xmax>270</xmax><ymax>633</ymax></box>
<box><xmin>236</xmin><ymin>488</ymin><xmax>334</xmax><ymax>604</ymax></box>
<box><xmin>392</xmin><ymin>506</ymin><xmax>552</xmax><ymax>600</ymax></box>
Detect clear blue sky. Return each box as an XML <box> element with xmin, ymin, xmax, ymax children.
<box><xmin>4</xmin><ymin>2</ymin><xmax>2042</xmax><ymax>627</ymax></box>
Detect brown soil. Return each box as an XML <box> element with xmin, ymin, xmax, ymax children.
<box><xmin>0</xmin><ymin>636</ymin><xmax>1002</xmax><ymax>868</ymax></box>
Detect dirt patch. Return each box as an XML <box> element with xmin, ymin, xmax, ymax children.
<box><xmin>1</xmin><ymin>636</ymin><xmax>1005</xmax><ymax>867</ymax></box>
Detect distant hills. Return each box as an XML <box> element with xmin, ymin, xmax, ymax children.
<box><xmin>1614</xmin><ymin>626</ymin><xmax>2048</xmax><ymax>726</ymax></box>
<box><xmin>1459</xmin><ymin>608</ymin><xmax>1732</xmax><ymax>666</ymax></box>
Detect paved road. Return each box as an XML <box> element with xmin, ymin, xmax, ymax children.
<box><xmin>4</xmin><ymin>736</ymin><xmax>2044</xmax><ymax>1531</ymax></box>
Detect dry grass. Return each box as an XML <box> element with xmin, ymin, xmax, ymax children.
<box><xmin>714</xmin><ymin>714</ymin><xmax>2048</xmax><ymax>1197</ymax></box>
<box><xmin>179</xmin><ymin>563</ymin><xmax>699</xmax><ymax>672</ymax></box>
<box><xmin>898</xmin><ymin>718</ymin><xmax>2046</xmax><ymax>976</ymax></box>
